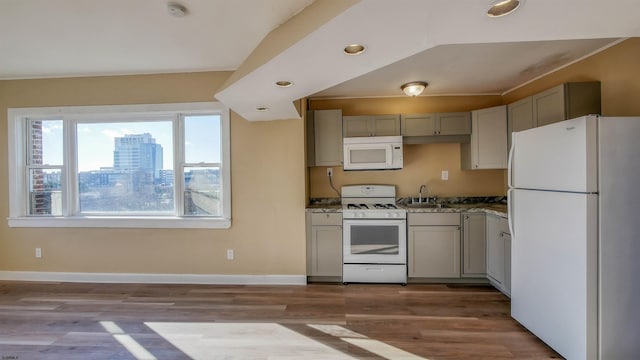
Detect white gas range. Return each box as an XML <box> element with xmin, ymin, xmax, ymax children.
<box><xmin>341</xmin><ymin>185</ymin><xmax>407</xmax><ymax>284</ymax></box>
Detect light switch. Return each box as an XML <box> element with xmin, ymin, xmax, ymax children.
<box><xmin>441</xmin><ymin>170</ymin><xmax>449</xmax><ymax>180</ymax></box>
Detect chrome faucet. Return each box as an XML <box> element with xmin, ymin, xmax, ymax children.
<box><xmin>419</xmin><ymin>185</ymin><xmax>427</xmax><ymax>204</ymax></box>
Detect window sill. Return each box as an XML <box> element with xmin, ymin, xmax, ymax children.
<box><xmin>7</xmin><ymin>216</ymin><xmax>231</xmax><ymax>229</ymax></box>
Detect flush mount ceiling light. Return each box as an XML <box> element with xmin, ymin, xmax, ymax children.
<box><xmin>167</xmin><ymin>2</ymin><xmax>187</xmax><ymax>17</ymax></box>
<box><xmin>401</xmin><ymin>82</ymin><xmax>428</xmax><ymax>97</ymax></box>
<box><xmin>256</xmin><ymin>106</ymin><xmax>269</xmax><ymax>112</ymax></box>
<box><xmin>343</xmin><ymin>44</ymin><xmax>366</xmax><ymax>56</ymax></box>
<box><xmin>487</xmin><ymin>0</ymin><xmax>522</xmax><ymax>17</ymax></box>
<box><xmin>275</xmin><ymin>81</ymin><xmax>293</xmax><ymax>88</ymax></box>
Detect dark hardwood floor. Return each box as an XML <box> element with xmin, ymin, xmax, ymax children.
<box><xmin>0</xmin><ymin>281</ymin><xmax>562</xmax><ymax>359</ymax></box>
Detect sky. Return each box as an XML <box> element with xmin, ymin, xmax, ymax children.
<box><xmin>41</xmin><ymin>115</ymin><xmax>221</xmax><ymax>172</ymax></box>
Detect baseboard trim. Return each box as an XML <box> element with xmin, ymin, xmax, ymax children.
<box><xmin>0</xmin><ymin>271</ymin><xmax>307</xmax><ymax>285</ymax></box>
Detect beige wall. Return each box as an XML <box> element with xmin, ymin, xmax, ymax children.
<box><xmin>309</xmin><ymin>96</ymin><xmax>507</xmax><ymax>198</ymax></box>
<box><xmin>503</xmin><ymin>38</ymin><xmax>640</xmax><ymax>115</ymax></box>
<box><xmin>2</xmin><ymin>38</ymin><xmax>639</xmax><ymax>276</ymax></box>
<box><xmin>0</xmin><ymin>72</ymin><xmax>306</xmax><ymax>275</ymax></box>
<box><xmin>309</xmin><ymin>38</ymin><xmax>640</xmax><ymax>199</ymax></box>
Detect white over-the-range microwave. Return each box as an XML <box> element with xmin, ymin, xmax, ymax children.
<box><xmin>343</xmin><ymin>136</ymin><xmax>403</xmax><ymax>170</ymax></box>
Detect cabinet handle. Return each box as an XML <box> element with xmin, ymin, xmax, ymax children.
<box><xmin>464</xmin><ymin>215</ymin><xmax>469</xmax><ymax>220</ymax></box>
<box><xmin>457</xmin><ymin>226</ymin><xmax>461</xmax><ymax>230</ymax></box>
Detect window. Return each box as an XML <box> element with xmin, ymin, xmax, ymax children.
<box><xmin>8</xmin><ymin>102</ymin><xmax>231</xmax><ymax>228</ymax></box>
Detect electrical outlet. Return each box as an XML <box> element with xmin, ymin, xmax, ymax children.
<box><xmin>326</xmin><ymin>168</ymin><xmax>333</xmax><ymax>177</ymax></box>
<box><xmin>35</xmin><ymin>247</ymin><xmax>42</xmax><ymax>258</ymax></box>
<box><xmin>226</xmin><ymin>249</ymin><xmax>234</xmax><ymax>260</ymax></box>
<box><xmin>441</xmin><ymin>170</ymin><xmax>449</xmax><ymax>181</ymax></box>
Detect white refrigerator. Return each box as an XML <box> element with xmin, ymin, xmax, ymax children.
<box><xmin>508</xmin><ymin>115</ymin><xmax>640</xmax><ymax>360</ymax></box>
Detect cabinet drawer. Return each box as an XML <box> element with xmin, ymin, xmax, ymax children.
<box><xmin>408</xmin><ymin>213</ymin><xmax>460</xmax><ymax>226</ymax></box>
<box><xmin>311</xmin><ymin>212</ymin><xmax>342</xmax><ymax>226</ymax></box>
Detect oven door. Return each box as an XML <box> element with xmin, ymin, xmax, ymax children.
<box><xmin>343</xmin><ymin>219</ymin><xmax>407</xmax><ymax>264</ymax></box>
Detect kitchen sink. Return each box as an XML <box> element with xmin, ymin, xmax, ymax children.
<box><xmin>404</xmin><ymin>203</ymin><xmax>450</xmax><ymax>209</ymax></box>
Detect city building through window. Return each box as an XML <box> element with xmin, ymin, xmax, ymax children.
<box><xmin>8</xmin><ymin>102</ymin><xmax>231</xmax><ymax>229</ymax></box>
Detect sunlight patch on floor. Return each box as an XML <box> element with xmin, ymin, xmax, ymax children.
<box><xmin>100</xmin><ymin>321</ymin><xmax>157</xmax><ymax>360</ymax></box>
<box><xmin>309</xmin><ymin>324</ymin><xmax>429</xmax><ymax>360</ymax></box>
<box><xmin>145</xmin><ymin>322</ymin><xmax>357</xmax><ymax>360</ymax></box>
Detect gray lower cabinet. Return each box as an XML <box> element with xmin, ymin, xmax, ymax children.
<box><xmin>486</xmin><ymin>214</ymin><xmax>511</xmax><ymax>296</ymax></box>
<box><xmin>462</xmin><ymin>212</ymin><xmax>486</xmax><ymax>277</ymax></box>
<box><xmin>306</xmin><ymin>212</ymin><xmax>342</xmax><ymax>279</ymax></box>
<box><xmin>408</xmin><ymin>213</ymin><xmax>461</xmax><ymax>278</ymax></box>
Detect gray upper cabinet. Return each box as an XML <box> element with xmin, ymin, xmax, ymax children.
<box><xmin>507</xmin><ymin>82</ymin><xmax>601</xmax><ymax>149</ymax></box>
<box><xmin>507</xmin><ymin>96</ymin><xmax>534</xmax><ymax>149</ymax></box>
<box><xmin>343</xmin><ymin>114</ymin><xmax>400</xmax><ymax>137</ymax></box>
<box><xmin>306</xmin><ymin>109</ymin><xmax>343</xmax><ymax>167</ymax></box>
<box><xmin>401</xmin><ymin>112</ymin><xmax>470</xmax><ymax>136</ymax></box>
<box><xmin>461</xmin><ymin>105</ymin><xmax>508</xmax><ymax>170</ymax></box>
<box><xmin>533</xmin><ymin>84</ymin><xmax>567</xmax><ymax>127</ymax></box>
<box><xmin>436</xmin><ymin>112</ymin><xmax>472</xmax><ymax>135</ymax></box>
<box><xmin>401</xmin><ymin>113</ymin><xmax>436</xmax><ymax>136</ymax></box>
<box><xmin>508</xmin><ymin>81</ymin><xmax>601</xmax><ymax>136</ymax></box>
<box><xmin>533</xmin><ymin>82</ymin><xmax>601</xmax><ymax>127</ymax></box>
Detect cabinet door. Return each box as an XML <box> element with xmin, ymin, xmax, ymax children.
<box><xmin>462</xmin><ymin>213</ymin><xmax>486</xmax><ymax>276</ymax></box>
<box><xmin>401</xmin><ymin>113</ymin><xmax>436</xmax><ymax>136</ymax></box>
<box><xmin>504</xmin><ymin>232</ymin><xmax>511</xmax><ymax>296</ymax></box>
<box><xmin>371</xmin><ymin>114</ymin><xmax>401</xmax><ymax>136</ymax></box>
<box><xmin>507</xmin><ymin>96</ymin><xmax>534</xmax><ymax>150</ymax></box>
<box><xmin>436</xmin><ymin>112</ymin><xmax>471</xmax><ymax>135</ymax></box>
<box><xmin>408</xmin><ymin>226</ymin><xmax>461</xmax><ymax>278</ymax></box>
<box><xmin>310</xmin><ymin>225</ymin><xmax>342</xmax><ymax>276</ymax></box>
<box><xmin>466</xmin><ymin>105</ymin><xmax>508</xmax><ymax>169</ymax></box>
<box><xmin>343</xmin><ymin>116</ymin><xmax>371</xmax><ymax>137</ymax></box>
<box><xmin>313</xmin><ymin>110</ymin><xmax>343</xmax><ymax>166</ymax></box>
<box><xmin>533</xmin><ymin>84</ymin><xmax>566</xmax><ymax>127</ymax></box>
<box><xmin>486</xmin><ymin>215</ymin><xmax>505</xmax><ymax>285</ymax></box>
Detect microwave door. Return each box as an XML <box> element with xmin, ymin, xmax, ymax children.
<box><xmin>344</xmin><ymin>143</ymin><xmax>393</xmax><ymax>170</ymax></box>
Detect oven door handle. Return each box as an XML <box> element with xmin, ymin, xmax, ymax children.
<box><xmin>342</xmin><ymin>219</ymin><xmax>407</xmax><ymax>226</ymax></box>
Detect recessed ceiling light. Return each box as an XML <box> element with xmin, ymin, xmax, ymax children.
<box><xmin>256</xmin><ymin>106</ymin><xmax>269</xmax><ymax>112</ymax></box>
<box><xmin>487</xmin><ymin>0</ymin><xmax>522</xmax><ymax>17</ymax></box>
<box><xmin>275</xmin><ymin>81</ymin><xmax>293</xmax><ymax>88</ymax></box>
<box><xmin>167</xmin><ymin>2</ymin><xmax>187</xmax><ymax>17</ymax></box>
<box><xmin>344</xmin><ymin>44</ymin><xmax>366</xmax><ymax>56</ymax></box>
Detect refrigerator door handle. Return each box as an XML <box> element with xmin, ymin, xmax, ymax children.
<box><xmin>507</xmin><ymin>188</ymin><xmax>515</xmax><ymax>238</ymax></box>
<box><xmin>507</xmin><ymin>136</ymin><xmax>515</xmax><ymax>188</ymax></box>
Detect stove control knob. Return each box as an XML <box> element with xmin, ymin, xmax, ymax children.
<box><xmin>358</xmin><ymin>212</ymin><xmax>365</xmax><ymax>218</ymax></box>
<box><xmin>385</xmin><ymin>213</ymin><xmax>391</xmax><ymax>218</ymax></box>
<box><xmin>391</xmin><ymin>212</ymin><xmax>399</xmax><ymax>218</ymax></box>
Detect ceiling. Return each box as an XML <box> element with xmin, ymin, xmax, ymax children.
<box><xmin>2</xmin><ymin>1</ymin><xmax>640</xmax><ymax>121</ymax></box>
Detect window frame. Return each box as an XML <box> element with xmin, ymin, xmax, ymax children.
<box><xmin>8</xmin><ymin>102</ymin><xmax>231</xmax><ymax>229</ymax></box>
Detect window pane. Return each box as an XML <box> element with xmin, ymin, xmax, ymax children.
<box><xmin>77</xmin><ymin>121</ymin><xmax>174</xmax><ymax>214</ymax></box>
<box><xmin>30</xmin><ymin>119</ymin><xmax>63</xmax><ymax>166</ymax></box>
<box><xmin>184</xmin><ymin>115</ymin><xmax>221</xmax><ymax>164</ymax></box>
<box><xmin>29</xmin><ymin>168</ymin><xmax>62</xmax><ymax>215</ymax></box>
<box><xmin>184</xmin><ymin>167</ymin><xmax>221</xmax><ymax>216</ymax></box>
